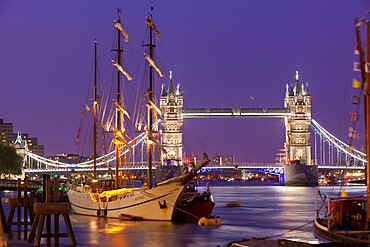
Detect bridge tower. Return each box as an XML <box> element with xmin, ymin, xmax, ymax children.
<box><xmin>159</xmin><ymin>72</ymin><xmax>183</xmax><ymax>166</ymax></box>
<box><xmin>284</xmin><ymin>71</ymin><xmax>317</xmax><ymax>185</ymax></box>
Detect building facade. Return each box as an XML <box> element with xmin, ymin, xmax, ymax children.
<box><xmin>0</xmin><ymin>118</ymin><xmax>44</xmax><ymax>157</ymax></box>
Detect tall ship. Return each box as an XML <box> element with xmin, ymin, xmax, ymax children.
<box><xmin>314</xmin><ymin>17</ymin><xmax>370</xmax><ymax>244</ymax></box>
<box><xmin>67</xmin><ymin>11</ymin><xmax>210</xmax><ymax>221</ymax></box>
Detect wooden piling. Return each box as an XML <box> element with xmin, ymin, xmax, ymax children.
<box><xmin>23</xmin><ymin>177</ymin><xmax>28</xmax><ymax>239</ymax></box>
<box><xmin>27</xmin><ymin>176</ymin><xmax>76</xmax><ymax>246</ymax></box>
<box><xmin>17</xmin><ymin>179</ymin><xmax>21</xmax><ymax>232</ymax></box>
<box><xmin>45</xmin><ymin>175</ymin><xmax>51</xmax><ymax>245</ymax></box>
<box><xmin>6</xmin><ymin>178</ymin><xmax>35</xmax><ymax>232</ymax></box>
<box><xmin>0</xmin><ymin>197</ymin><xmax>7</xmax><ymax>234</ymax></box>
<box><xmin>54</xmin><ymin>177</ymin><xmax>59</xmax><ymax>244</ymax></box>
<box><xmin>0</xmin><ymin>196</ymin><xmax>8</xmax><ymax>247</ymax></box>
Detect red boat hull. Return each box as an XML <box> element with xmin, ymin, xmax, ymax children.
<box><xmin>172</xmin><ymin>194</ymin><xmax>215</xmax><ymax>222</ymax></box>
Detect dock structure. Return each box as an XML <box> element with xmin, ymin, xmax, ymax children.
<box><xmin>6</xmin><ymin>177</ymin><xmax>35</xmax><ymax>238</ymax></box>
<box><xmin>27</xmin><ymin>175</ymin><xmax>76</xmax><ymax>246</ymax></box>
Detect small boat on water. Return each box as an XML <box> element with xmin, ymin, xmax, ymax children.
<box><xmin>172</xmin><ymin>181</ymin><xmax>215</xmax><ymax>222</ymax></box>
<box><xmin>225</xmin><ymin>201</ymin><xmax>243</xmax><ymax>207</ymax></box>
<box><xmin>313</xmin><ymin>17</ymin><xmax>370</xmax><ymax>245</ymax></box>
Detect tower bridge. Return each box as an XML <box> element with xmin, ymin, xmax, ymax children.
<box><xmin>160</xmin><ymin>71</ymin><xmax>314</xmax><ymax>185</ymax></box>
<box><xmin>22</xmin><ymin>71</ymin><xmax>367</xmax><ymax>185</ymax></box>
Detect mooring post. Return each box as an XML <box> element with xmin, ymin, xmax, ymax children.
<box><xmin>54</xmin><ymin>177</ymin><xmax>59</xmax><ymax>244</ymax></box>
<box><xmin>17</xmin><ymin>178</ymin><xmax>21</xmax><ymax>232</ymax></box>
<box><xmin>24</xmin><ymin>176</ymin><xmax>28</xmax><ymax>239</ymax></box>
<box><xmin>0</xmin><ymin>195</ymin><xmax>8</xmax><ymax>247</ymax></box>
<box><xmin>0</xmin><ymin>197</ymin><xmax>7</xmax><ymax>234</ymax></box>
<box><xmin>45</xmin><ymin>175</ymin><xmax>51</xmax><ymax>245</ymax></box>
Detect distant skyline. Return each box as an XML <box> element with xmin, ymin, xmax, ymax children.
<box><xmin>0</xmin><ymin>1</ymin><xmax>369</xmax><ymax>162</ymax></box>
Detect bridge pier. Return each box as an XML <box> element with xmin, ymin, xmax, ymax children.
<box><xmin>283</xmin><ymin>72</ymin><xmax>318</xmax><ymax>186</ymax></box>
<box><xmin>284</xmin><ymin>164</ymin><xmax>318</xmax><ymax>186</ymax></box>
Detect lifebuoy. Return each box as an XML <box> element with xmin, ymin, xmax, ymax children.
<box><xmin>326</xmin><ymin>202</ymin><xmax>335</xmax><ymax>213</ymax></box>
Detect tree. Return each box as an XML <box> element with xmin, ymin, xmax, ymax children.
<box><xmin>0</xmin><ymin>144</ymin><xmax>22</xmax><ymax>176</ymax></box>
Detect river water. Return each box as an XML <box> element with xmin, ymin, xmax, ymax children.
<box><xmin>2</xmin><ymin>183</ymin><xmax>367</xmax><ymax>247</ymax></box>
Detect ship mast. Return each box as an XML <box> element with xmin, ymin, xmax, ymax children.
<box><xmin>355</xmin><ymin>18</ymin><xmax>370</xmax><ymax>229</ymax></box>
<box><xmin>93</xmin><ymin>39</ymin><xmax>98</xmax><ymax>181</ymax></box>
<box><xmin>114</xmin><ymin>16</ymin><xmax>123</xmax><ymax>189</ymax></box>
<box><xmin>145</xmin><ymin>14</ymin><xmax>155</xmax><ymax>189</ymax></box>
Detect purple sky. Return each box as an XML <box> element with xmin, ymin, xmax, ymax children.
<box><xmin>0</xmin><ymin>1</ymin><xmax>369</xmax><ymax>162</ymax></box>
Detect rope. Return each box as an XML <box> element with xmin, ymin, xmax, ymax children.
<box><xmin>141</xmin><ymin>189</ymin><xmax>201</xmax><ymax>220</ymax></box>
<box><xmin>230</xmin><ymin>220</ymin><xmax>314</xmax><ymax>244</ymax></box>
<box><xmin>188</xmin><ymin>119</ymin><xmax>207</xmax><ymax>153</ymax></box>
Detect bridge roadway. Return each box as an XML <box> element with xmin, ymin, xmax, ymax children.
<box><xmin>182</xmin><ymin>108</ymin><xmax>290</xmax><ymax>118</ymax></box>
<box><xmin>25</xmin><ymin>164</ymin><xmax>366</xmax><ymax>175</ymax></box>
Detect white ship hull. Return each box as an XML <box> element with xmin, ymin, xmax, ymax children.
<box><xmin>68</xmin><ymin>181</ymin><xmax>186</xmax><ymax>220</ymax></box>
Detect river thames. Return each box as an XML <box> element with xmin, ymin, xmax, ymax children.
<box><xmin>2</xmin><ymin>183</ymin><xmax>366</xmax><ymax>247</ymax></box>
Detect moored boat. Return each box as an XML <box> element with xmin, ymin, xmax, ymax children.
<box><xmin>67</xmin><ymin>11</ymin><xmax>211</xmax><ymax>221</ymax></box>
<box><xmin>313</xmin><ymin>17</ymin><xmax>370</xmax><ymax>245</ymax></box>
<box><xmin>172</xmin><ymin>182</ymin><xmax>215</xmax><ymax>222</ymax></box>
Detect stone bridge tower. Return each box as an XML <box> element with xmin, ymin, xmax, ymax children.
<box><xmin>284</xmin><ymin>71</ymin><xmax>311</xmax><ymax>165</ymax></box>
<box><xmin>159</xmin><ymin>73</ymin><xmax>183</xmax><ymax>166</ymax></box>
<box><xmin>284</xmin><ymin>71</ymin><xmax>317</xmax><ymax>185</ymax></box>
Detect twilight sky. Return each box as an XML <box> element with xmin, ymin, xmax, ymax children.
<box><xmin>0</xmin><ymin>1</ymin><xmax>369</xmax><ymax>163</ymax></box>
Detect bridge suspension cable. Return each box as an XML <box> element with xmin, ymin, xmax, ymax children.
<box><xmin>310</xmin><ymin>119</ymin><xmax>366</xmax><ymax>164</ymax></box>
<box><xmin>25</xmin><ymin>120</ymin><xmax>160</xmax><ymax>169</ymax></box>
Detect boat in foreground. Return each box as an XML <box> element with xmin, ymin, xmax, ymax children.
<box><xmin>314</xmin><ymin>17</ymin><xmax>370</xmax><ymax>245</ymax></box>
<box><xmin>172</xmin><ymin>181</ymin><xmax>215</xmax><ymax>222</ymax></box>
<box><xmin>68</xmin><ymin>156</ymin><xmax>209</xmax><ymax>220</ymax></box>
<box><xmin>68</xmin><ymin>11</ymin><xmax>211</xmax><ymax>221</ymax></box>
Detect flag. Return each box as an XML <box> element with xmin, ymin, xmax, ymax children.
<box><xmin>352</xmin><ymin>78</ymin><xmax>362</xmax><ymax>88</ymax></box>
<box><xmin>75</xmin><ymin>126</ymin><xmax>81</xmax><ymax>146</ymax></box>
<box><xmin>250</xmin><ymin>96</ymin><xmax>254</xmax><ymax>100</ymax></box>
<box><xmin>354</xmin><ymin>46</ymin><xmax>360</xmax><ymax>55</ymax></box>
<box><xmin>117</xmin><ymin>8</ymin><xmax>122</xmax><ymax>14</ymax></box>
<box><xmin>350</xmin><ymin>111</ymin><xmax>358</xmax><ymax>121</ymax></box>
<box><xmin>348</xmin><ymin>127</ymin><xmax>359</xmax><ymax>139</ymax></box>
<box><xmin>83</xmin><ymin>104</ymin><xmax>90</xmax><ymax>113</ymax></box>
<box><xmin>353</xmin><ymin>62</ymin><xmax>361</xmax><ymax>72</ymax></box>
<box><xmin>366</xmin><ymin>63</ymin><xmax>370</xmax><ymax>73</ymax></box>
<box><xmin>352</xmin><ymin>95</ymin><xmax>359</xmax><ymax>104</ymax></box>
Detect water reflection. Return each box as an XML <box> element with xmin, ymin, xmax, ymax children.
<box><xmin>1</xmin><ymin>185</ymin><xmax>367</xmax><ymax>246</ymax></box>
